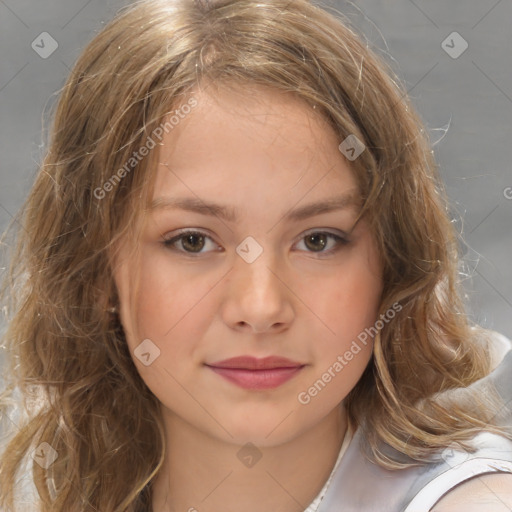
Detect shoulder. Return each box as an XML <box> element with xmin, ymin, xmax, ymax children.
<box><xmin>430</xmin><ymin>472</ymin><xmax>512</xmax><ymax>512</ymax></box>
<box><xmin>400</xmin><ymin>430</ymin><xmax>512</xmax><ymax>512</ymax></box>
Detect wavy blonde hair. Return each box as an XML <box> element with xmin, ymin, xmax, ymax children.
<box><xmin>0</xmin><ymin>0</ymin><xmax>509</xmax><ymax>510</ymax></box>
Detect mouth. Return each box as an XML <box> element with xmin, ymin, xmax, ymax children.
<box><xmin>206</xmin><ymin>366</ymin><xmax>305</xmax><ymax>390</ymax></box>
<box><xmin>205</xmin><ymin>356</ymin><xmax>306</xmax><ymax>390</ymax></box>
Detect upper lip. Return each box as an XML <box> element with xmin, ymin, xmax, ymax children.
<box><xmin>206</xmin><ymin>356</ymin><xmax>304</xmax><ymax>370</ymax></box>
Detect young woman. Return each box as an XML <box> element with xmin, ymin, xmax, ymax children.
<box><xmin>1</xmin><ymin>1</ymin><xmax>511</xmax><ymax>511</ymax></box>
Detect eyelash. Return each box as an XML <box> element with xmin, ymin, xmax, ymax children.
<box><xmin>161</xmin><ymin>229</ymin><xmax>350</xmax><ymax>256</ymax></box>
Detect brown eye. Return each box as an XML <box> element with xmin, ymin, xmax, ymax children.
<box><xmin>163</xmin><ymin>230</ymin><xmax>218</xmax><ymax>254</ymax></box>
<box><xmin>296</xmin><ymin>231</ymin><xmax>349</xmax><ymax>255</ymax></box>
<box><xmin>181</xmin><ymin>233</ymin><xmax>206</xmax><ymax>253</ymax></box>
<box><xmin>304</xmin><ymin>233</ymin><xmax>329</xmax><ymax>252</ymax></box>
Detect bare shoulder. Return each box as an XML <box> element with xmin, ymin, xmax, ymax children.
<box><xmin>430</xmin><ymin>473</ymin><xmax>512</xmax><ymax>512</ymax></box>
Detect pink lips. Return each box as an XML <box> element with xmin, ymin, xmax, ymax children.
<box><xmin>205</xmin><ymin>356</ymin><xmax>305</xmax><ymax>390</ymax></box>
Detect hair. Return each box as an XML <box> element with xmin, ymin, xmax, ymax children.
<box><xmin>0</xmin><ymin>0</ymin><xmax>510</xmax><ymax>510</ymax></box>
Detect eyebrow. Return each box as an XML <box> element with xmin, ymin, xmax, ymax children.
<box><xmin>149</xmin><ymin>192</ymin><xmax>361</xmax><ymax>223</ymax></box>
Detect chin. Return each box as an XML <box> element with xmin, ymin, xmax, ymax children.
<box><xmin>215</xmin><ymin>414</ymin><xmax>309</xmax><ymax>448</ymax></box>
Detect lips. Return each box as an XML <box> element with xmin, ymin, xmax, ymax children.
<box><xmin>205</xmin><ymin>356</ymin><xmax>305</xmax><ymax>390</ymax></box>
<box><xmin>206</xmin><ymin>355</ymin><xmax>303</xmax><ymax>370</ymax></box>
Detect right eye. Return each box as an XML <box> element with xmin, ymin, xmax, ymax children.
<box><xmin>162</xmin><ymin>230</ymin><xmax>221</xmax><ymax>255</ymax></box>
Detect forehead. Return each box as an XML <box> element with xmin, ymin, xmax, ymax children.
<box><xmin>160</xmin><ymin>83</ymin><xmax>338</xmax><ymax>159</ymax></box>
<box><xmin>149</xmin><ymin>84</ymin><xmax>359</xmax><ymax>216</ymax></box>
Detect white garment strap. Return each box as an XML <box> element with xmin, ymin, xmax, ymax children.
<box><xmin>404</xmin><ymin>457</ymin><xmax>512</xmax><ymax>511</ymax></box>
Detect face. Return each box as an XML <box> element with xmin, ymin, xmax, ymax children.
<box><xmin>113</xmin><ymin>84</ymin><xmax>383</xmax><ymax>448</ymax></box>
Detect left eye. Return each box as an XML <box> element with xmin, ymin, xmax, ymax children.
<box><xmin>295</xmin><ymin>231</ymin><xmax>348</xmax><ymax>254</ymax></box>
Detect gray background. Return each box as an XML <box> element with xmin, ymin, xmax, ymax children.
<box><xmin>0</xmin><ymin>0</ymin><xmax>511</xmax><ymax>349</ymax></box>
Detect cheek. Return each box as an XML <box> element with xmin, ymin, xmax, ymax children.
<box><xmin>321</xmin><ymin>254</ymin><xmax>381</xmax><ymax>333</ymax></box>
<box><xmin>122</xmin><ymin>248</ymin><xmax>196</xmax><ymax>337</ymax></box>
<box><xmin>119</xmin><ymin>252</ymin><xmax>218</xmax><ymax>369</ymax></box>
<box><xmin>114</xmin><ymin>260</ymin><xmax>206</xmax><ymax>399</ymax></box>
<box><xmin>301</xmin><ymin>274</ymin><xmax>378</xmax><ymax>406</ymax></box>
<box><xmin>310</xmin><ymin>241</ymin><xmax>382</xmax><ymax>372</ymax></box>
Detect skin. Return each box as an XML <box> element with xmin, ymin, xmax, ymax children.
<box><xmin>113</xmin><ymin>84</ymin><xmax>383</xmax><ymax>512</ymax></box>
<box><xmin>112</xmin><ymin>84</ymin><xmax>512</xmax><ymax>511</ymax></box>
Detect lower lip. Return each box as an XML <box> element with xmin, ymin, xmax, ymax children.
<box><xmin>207</xmin><ymin>366</ymin><xmax>304</xmax><ymax>390</ymax></box>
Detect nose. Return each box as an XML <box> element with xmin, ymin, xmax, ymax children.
<box><xmin>220</xmin><ymin>249</ymin><xmax>295</xmax><ymax>334</ymax></box>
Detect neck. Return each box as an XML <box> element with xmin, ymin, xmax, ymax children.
<box><xmin>151</xmin><ymin>406</ymin><xmax>348</xmax><ymax>512</ymax></box>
